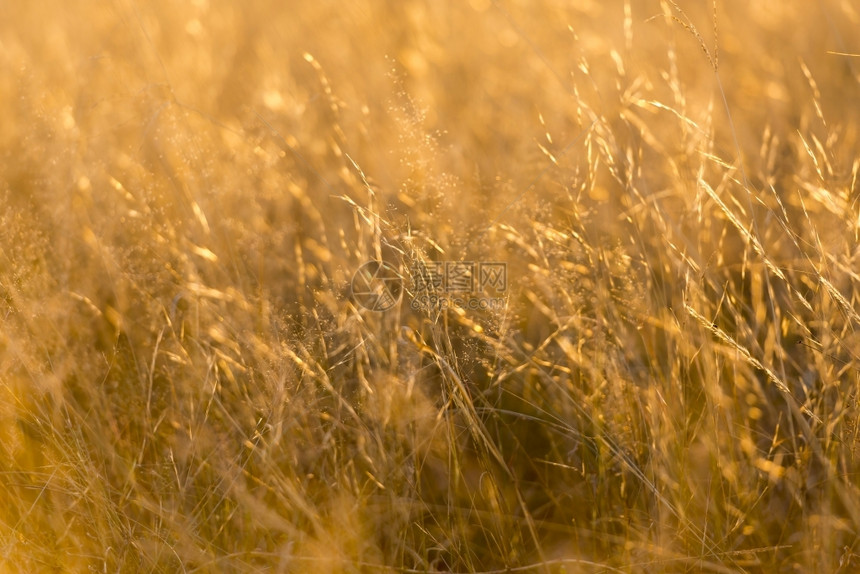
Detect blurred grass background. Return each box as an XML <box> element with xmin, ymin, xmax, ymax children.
<box><xmin>1</xmin><ymin>0</ymin><xmax>859</xmax><ymax>571</ymax></box>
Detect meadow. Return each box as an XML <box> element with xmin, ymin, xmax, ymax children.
<box><xmin>1</xmin><ymin>0</ymin><xmax>859</xmax><ymax>571</ymax></box>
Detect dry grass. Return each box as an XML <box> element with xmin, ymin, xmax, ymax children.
<box><xmin>1</xmin><ymin>0</ymin><xmax>859</xmax><ymax>572</ymax></box>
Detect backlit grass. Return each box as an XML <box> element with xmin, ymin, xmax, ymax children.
<box><xmin>1</xmin><ymin>1</ymin><xmax>859</xmax><ymax>571</ymax></box>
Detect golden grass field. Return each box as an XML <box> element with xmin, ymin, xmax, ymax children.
<box><xmin>1</xmin><ymin>0</ymin><xmax>859</xmax><ymax>571</ymax></box>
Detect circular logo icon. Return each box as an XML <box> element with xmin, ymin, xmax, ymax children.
<box><xmin>350</xmin><ymin>261</ymin><xmax>403</xmax><ymax>311</ymax></box>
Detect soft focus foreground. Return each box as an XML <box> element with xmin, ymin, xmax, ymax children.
<box><xmin>1</xmin><ymin>1</ymin><xmax>859</xmax><ymax>572</ymax></box>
